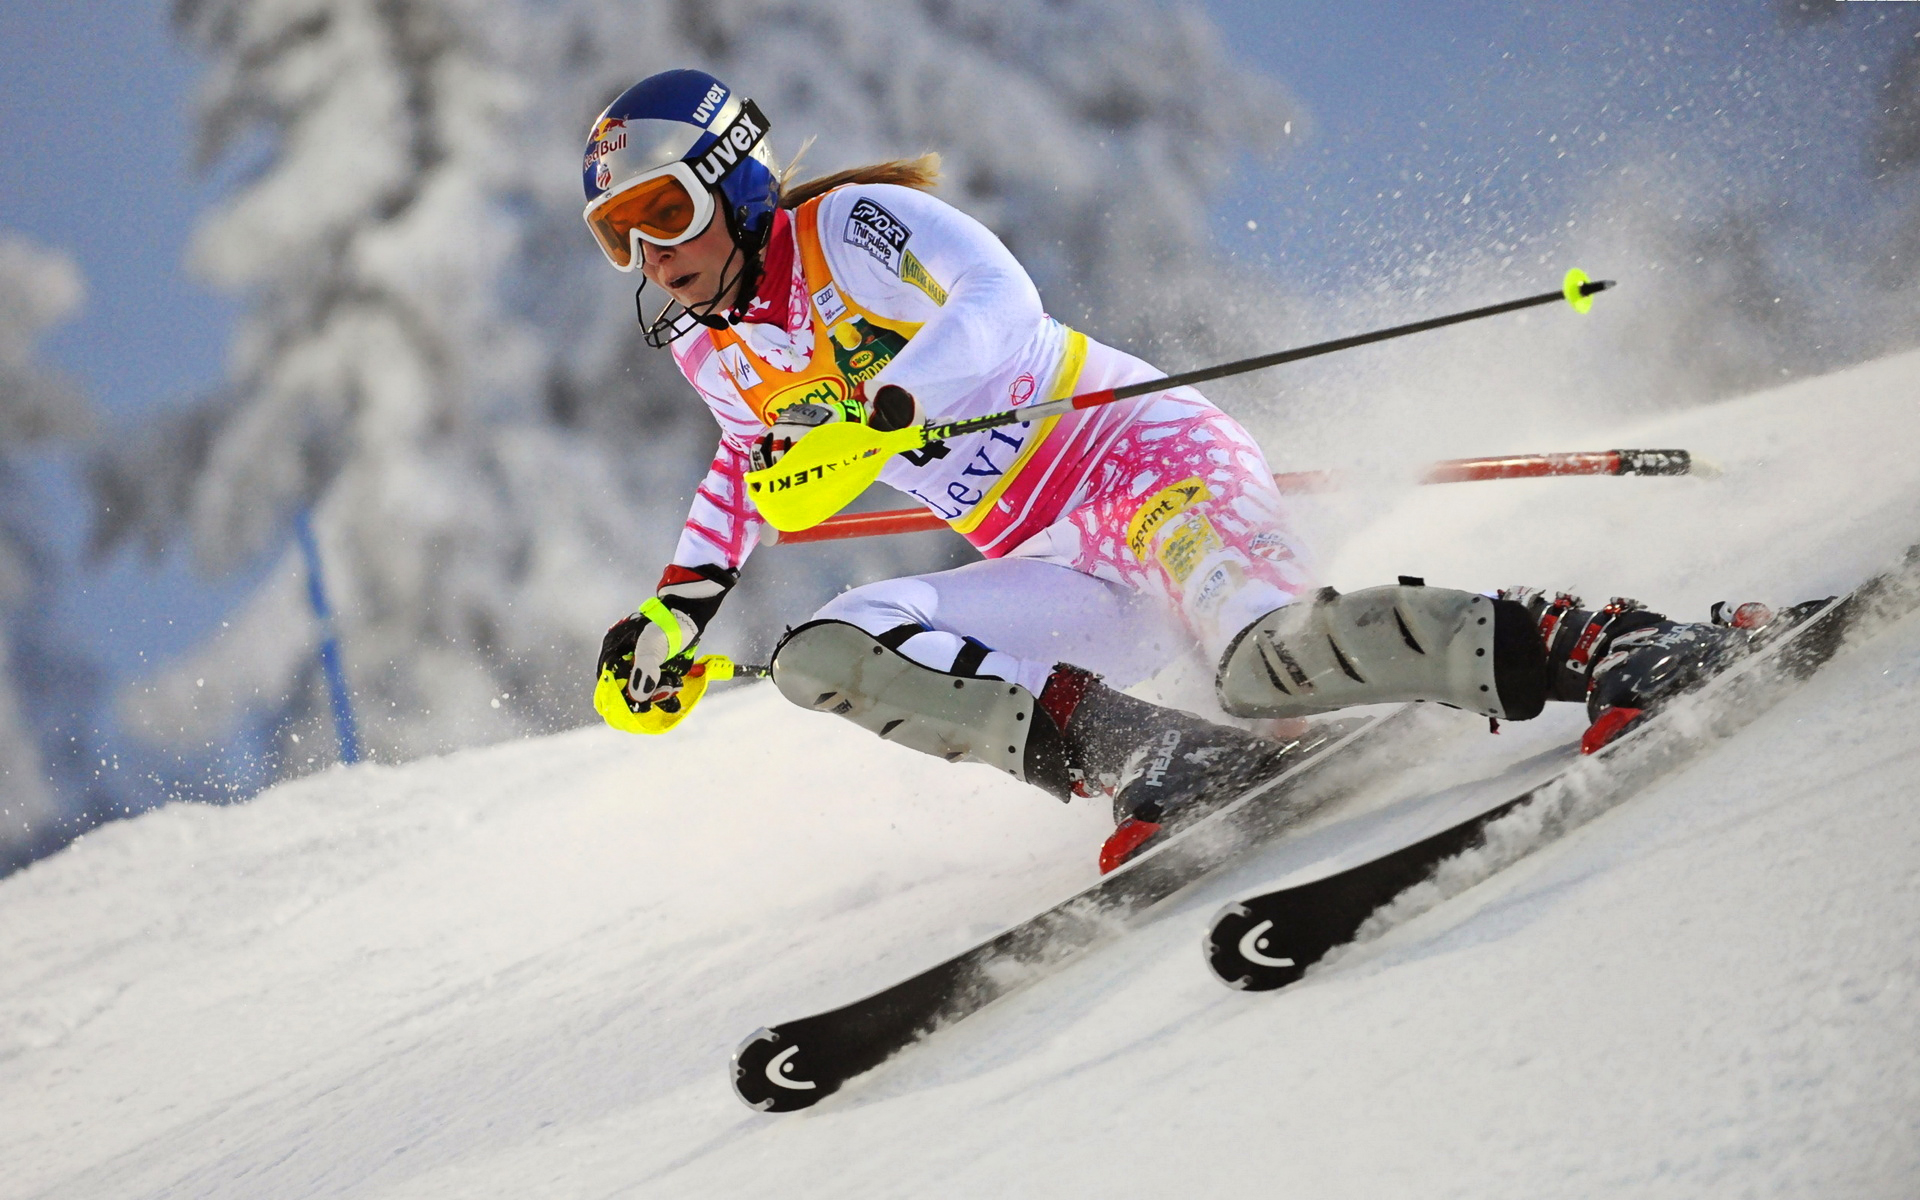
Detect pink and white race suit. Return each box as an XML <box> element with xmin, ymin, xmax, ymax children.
<box><xmin>665</xmin><ymin>182</ymin><xmax>1311</xmax><ymax>692</ymax></box>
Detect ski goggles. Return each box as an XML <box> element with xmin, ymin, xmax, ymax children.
<box><xmin>583</xmin><ymin>161</ymin><xmax>716</xmax><ymax>270</ymax></box>
<box><xmin>583</xmin><ymin>98</ymin><xmax>772</xmax><ymax>270</ymax></box>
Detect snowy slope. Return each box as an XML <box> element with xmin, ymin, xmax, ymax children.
<box><xmin>3</xmin><ymin>352</ymin><xmax>1919</xmax><ymax>1199</ymax></box>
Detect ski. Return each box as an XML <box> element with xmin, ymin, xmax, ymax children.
<box><xmin>731</xmin><ymin>707</ymin><xmax>1413</xmax><ymax>1111</ymax></box>
<box><xmin>1205</xmin><ymin>543</ymin><xmax>1920</xmax><ymax>992</ymax></box>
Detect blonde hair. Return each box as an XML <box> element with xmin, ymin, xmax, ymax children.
<box><xmin>778</xmin><ymin>149</ymin><xmax>942</xmax><ymax>209</ymax></box>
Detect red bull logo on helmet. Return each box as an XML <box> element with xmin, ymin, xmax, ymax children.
<box><xmin>584</xmin><ymin>114</ymin><xmax>629</xmax><ymax>170</ymax></box>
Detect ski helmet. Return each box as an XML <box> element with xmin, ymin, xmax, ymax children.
<box><xmin>581</xmin><ymin>69</ymin><xmax>779</xmax><ymax>272</ymax></box>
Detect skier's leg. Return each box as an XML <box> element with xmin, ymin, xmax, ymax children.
<box><xmin>1020</xmin><ymin>357</ymin><xmax>1547</xmax><ymax>724</ymax></box>
<box><xmin>971</xmin><ymin>385</ymin><xmax>1376</xmax><ymax>861</ymax></box>
<box><xmin>772</xmin><ymin>557</ymin><xmax>1205</xmax><ymax>799</ymax></box>
<box><xmin>1046</xmin><ymin>393</ymin><xmax>1552</xmax><ymax>722</ymax></box>
<box><xmin>1220</xmin><ymin>583</ymin><xmax>1825</xmax><ymax>751</ymax></box>
<box><xmin>772</xmin><ymin>556</ymin><xmax>1302</xmax><ymax>829</ymax></box>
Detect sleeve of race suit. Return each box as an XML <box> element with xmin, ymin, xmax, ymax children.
<box><xmin>670</xmin><ymin>436</ymin><xmax>763</xmax><ymax>574</ymax></box>
<box><xmin>651</xmin><ymin>440</ymin><xmax>750</xmax><ymax>651</ymax></box>
<box><xmin>814</xmin><ymin>183</ymin><xmax>1045</xmax><ymax>420</ymax></box>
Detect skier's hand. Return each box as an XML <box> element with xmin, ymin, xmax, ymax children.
<box><xmin>750</xmin><ymin>401</ymin><xmax>846</xmax><ymax>473</ymax></box>
<box><xmin>597</xmin><ymin>601</ymin><xmax>698</xmax><ymax>716</ymax></box>
<box><xmin>593</xmin><ymin>566</ymin><xmax>737</xmax><ymax>729</ymax></box>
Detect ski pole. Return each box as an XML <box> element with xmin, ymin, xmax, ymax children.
<box><xmin>744</xmin><ymin>269</ymin><xmax>1616</xmax><ymax>533</ymax></box>
<box><xmin>761</xmin><ymin>446</ymin><xmax>1690</xmax><ymax>546</ymax></box>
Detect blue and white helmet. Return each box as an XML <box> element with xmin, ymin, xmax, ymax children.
<box><xmin>582</xmin><ymin>69</ymin><xmax>779</xmax><ymax>255</ymax></box>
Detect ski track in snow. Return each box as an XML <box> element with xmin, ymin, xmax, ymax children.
<box><xmin>3</xmin><ymin>354</ymin><xmax>1920</xmax><ymax>1198</ymax></box>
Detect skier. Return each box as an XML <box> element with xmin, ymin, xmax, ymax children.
<box><xmin>585</xmin><ymin>69</ymin><xmax>1778</xmax><ymax>871</ymax></box>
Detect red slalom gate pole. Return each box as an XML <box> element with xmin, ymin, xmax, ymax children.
<box><xmin>765</xmin><ymin>507</ymin><xmax>948</xmax><ymax>542</ymax></box>
<box><xmin>1421</xmin><ymin>448</ymin><xmax>1691</xmax><ymax>485</ymax></box>
<box><xmin>763</xmin><ymin>448</ymin><xmax>1694</xmax><ymax>547</ymax></box>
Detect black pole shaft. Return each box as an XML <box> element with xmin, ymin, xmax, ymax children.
<box><xmin>926</xmin><ymin>279</ymin><xmax>1613</xmax><ymax>445</ymax></box>
<box><xmin>1106</xmin><ymin>279</ymin><xmax>1614</xmax><ymax>403</ymax></box>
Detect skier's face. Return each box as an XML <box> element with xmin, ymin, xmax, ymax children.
<box><xmin>640</xmin><ymin>196</ymin><xmax>741</xmax><ymax>311</ymax></box>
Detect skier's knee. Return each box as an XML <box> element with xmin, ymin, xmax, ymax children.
<box><xmin>814</xmin><ymin>577</ymin><xmax>936</xmax><ymax>636</ymax></box>
<box><xmin>770</xmin><ymin>619</ymin><xmax>1063</xmax><ymax>788</ymax></box>
<box><xmin>1215</xmin><ymin>583</ymin><xmax>1547</xmax><ymax>721</ymax></box>
<box><xmin>810</xmin><ymin>579</ymin><xmax>976</xmax><ymax>670</ymax></box>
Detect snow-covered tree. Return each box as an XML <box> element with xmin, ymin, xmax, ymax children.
<box><xmin>0</xmin><ymin>234</ymin><xmax>89</xmax><ymax>867</ymax></box>
<box><xmin>101</xmin><ymin>0</ymin><xmax>1296</xmax><ymax>775</ymax></box>
<box><xmin>102</xmin><ymin>0</ymin><xmax>621</xmax><ymax>765</ymax></box>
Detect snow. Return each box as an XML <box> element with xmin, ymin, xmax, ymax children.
<box><xmin>4</xmin><ymin>350</ymin><xmax>1920</xmax><ymax>1196</ymax></box>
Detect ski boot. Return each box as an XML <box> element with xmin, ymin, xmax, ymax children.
<box><xmin>1502</xmin><ymin>589</ymin><xmax>1832</xmax><ymax>754</ymax></box>
<box><xmin>1027</xmin><ymin>665</ymin><xmax>1298</xmax><ymax>874</ymax></box>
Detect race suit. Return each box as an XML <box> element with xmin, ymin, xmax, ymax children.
<box><xmin>666</xmin><ymin>182</ymin><xmax>1312</xmax><ymax>694</ymax></box>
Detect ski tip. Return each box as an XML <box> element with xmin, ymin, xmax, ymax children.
<box><xmin>730</xmin><ymin>1027</ymin><xmax>829</xmax><ymax>1113</ymax></box>
<box><xmin>1687</xmin><ymin>454</ymin><xmax>1725</xmax><ymax>480</ymax></box>
<box><xmin>1204</xmin><ymin>907</ymin><xmax>1264</xmax><ymax>991</ymax></box>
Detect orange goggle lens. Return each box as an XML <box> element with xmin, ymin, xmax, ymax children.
<box><xmin>585</xmin><ymin>172</ymin><xmax>708</xmax><ymax>267</ymax></box>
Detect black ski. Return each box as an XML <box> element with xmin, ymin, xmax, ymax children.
<box><xmin>1205</xmin><ymin>543</ymin><xmax>1920</xmax><ymax>992</ymax></box>
<box><xmin>732</xmin><ymin>709</ymin><xmax>1409</xmax><ymax>1111</ymax></box>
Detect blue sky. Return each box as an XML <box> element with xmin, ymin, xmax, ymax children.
<box><xmin>2</xmin><ymin>1</ymin><xmax>233</xmax><ymax>418</ymax></box>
